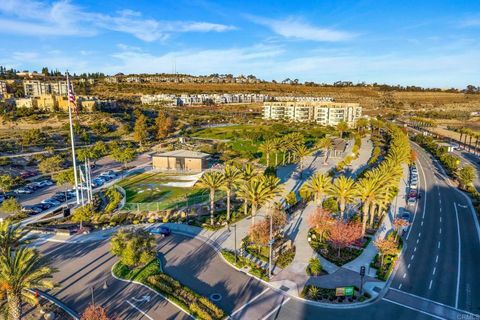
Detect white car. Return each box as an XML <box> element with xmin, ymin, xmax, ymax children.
<box><xmin>41</xmin><ymin>198</ymin><xmax>61</xmax><ymax>206</ymax></box>
<box><xmin>410</xmin><ymin>183</ymin><xmax>418</xmax><ymax>190</ymax></box>
<box><xmin>407</xmin><ymin>197</ymin><xmax>416</xmax><ymax>207</ymax></box>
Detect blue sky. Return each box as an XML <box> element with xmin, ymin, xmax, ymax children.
<box><xmin>1</xmin><ymin>0</ymin><xmax>480</xmax><ymax>88</ymax></box>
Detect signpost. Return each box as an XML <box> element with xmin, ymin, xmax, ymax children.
<box><xmin>360</xmin><ymin>266</ymin><xmax>366</xmax><ymax>295</ymax></box>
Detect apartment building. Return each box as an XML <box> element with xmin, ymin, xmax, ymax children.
<box><xmin>0</xmin><ymin>81</ymin><xmax>7</xmax><ymax>97</ymax></box>
<box><xmin>263</xmin><ymin>101</ymin><xmax>362</xmax><ymax>126</ymax></box>
<box><xmin>23</xmin><ymin>80</ymin><xmax>67</xmax><ymax>97</ymax></box>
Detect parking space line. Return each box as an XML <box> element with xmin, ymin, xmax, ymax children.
<box><xmin>126</xmin><ymin>301</ymin><xmax>154</xmax><ymax>320</ymax></box>
<box><xmin>230</xmin><ymin>288</ymin><xmax>270</xmax><ymax>317</ymax></box>
<box><xmin>260</xmin><ymin>297</ymin><xmax>291</xmax><ymax>320</ymax></box>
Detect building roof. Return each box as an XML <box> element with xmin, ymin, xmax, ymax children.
<box><xmin>153</xmin><ymin>149</ymin><xmax>210</xmax><ymax>159</ymax></box>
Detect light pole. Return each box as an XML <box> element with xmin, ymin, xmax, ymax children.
<box><xmin>233</xmin><ymin>223</ymin><xmax>237</xmax><ymax>263</ymax></box>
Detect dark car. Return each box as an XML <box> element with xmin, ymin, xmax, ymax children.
<box><xmin>52</xmin><ymin>193</ymin><xmax>67</xmax><ymax>202</ymax></box>
<box><xmin>22</xmin><ymin>205</ymin><xmax>43</xmax><ymax>215</ymax></box>
<box><xmin>36</xmin><ymin>203</ymin><xmax>53</xmax><ymax>210</ymax></box>
<box><xmin>150</xmin><ymin>226</ymin><xmax>171</xmax><ymax>237</ymax></box>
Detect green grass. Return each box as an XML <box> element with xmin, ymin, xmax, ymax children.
<box><xmin>112</xmin><ymin>259</ymin><xmax>161</xmax><ymax>283</ymax></box>
<box><xmin>118</xmin><ymin>172</ymin><xmax>216</xmax><ymax>210</ymax></box>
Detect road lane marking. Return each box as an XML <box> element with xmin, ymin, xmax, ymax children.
<box><xmin>436</xmin><ymin>255</ymin><xmax>439</xmax><ymax>263</ymax></box>
<box><xmin>260</xmin><ymin>297</ymin><xmax>291</xmax><ymax>320</ymax></box>
<box><xmin>407</xmin><ymin>264</ymin><xmax>410</xmax><ymax>269</ymax></box>
<box><xmin>418</xmin><ymin>232</ymin><xmax>421</xmax><ymax>238</ymax></box>
<box><xmin>410</xmin><ymin>254</ymin><xmax>414</xmax><ymax>260</ymax></box>
<box><xmin>403</xmin><ymin>273</ymin><xmax>406</xmax><ymax>279</ymax></box>
<box><xmin>398</xmin><ymin>284</ymin><xmax>402</xmax><ymax>289</ymax></box>
<box><xmin>126</xmin><ymin>301</ymin><xmax>154</xmax><ymax>320</ymax></box>
<box><xmin>382</xmin><ymin>298</ymin><xmax>444</xmax><ymax>320</ymax></box>
<box><xmin>439</xmin><ymin>207</ymin><xmax>442</xmax><ymax>212</ymax></box>
<box><xmin>230</xmin><ymin>288</ymin><xmax>270</xmax><ymax>317</ymax></box>
<box><xmin>454</xmin><ymin>203</ymin><xmax>462</xmax><ymax>309</ymax></box>
<box><xmin>429</xmin><ymin>280</ymin><xmax>433</xmax><ymax>290</ymax></box>
<box><xmin>421</xmin><ymin>221</ymin><xmax>423</xmax><ymax>226</ymax></box>
<box><xmin>437</xmin><ymin>241</ymin><xmax>441</xmax><ymax>249</ymax></box>
<box><xmin>414</xmin><ymin>247</ymin><xmax>417</xmax><ymax>252</ymax></box>
<box><xmin>439</xmin><ymin>228</ymin><xmax>442</xmax><ymax>234</ymax></box>
<box><xmin>440</xmin><ymin>217</ymin><xmax>442</xmax><ymax>223</ymax></box>
<box><xmin>432</xmin><ymin>267</ymin><xmax>436</xmax><ymax>275</ymax></box>
<box><xmin>416</xmin><ymin>239</ymin><xmax>419</xmax><ymax>244</ymax></box>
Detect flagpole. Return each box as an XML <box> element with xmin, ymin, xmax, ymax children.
<box><xmin>66</xmin><ymin>71</ymin><xmax>80</xmax><ymax>205</ymax></box>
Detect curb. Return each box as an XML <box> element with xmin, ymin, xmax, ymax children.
<box><xmin>30</xmin><ymin>289</ymin><xmax>80</xmax><ymax>320</ymax></box>
<box><xmin>110</xmin><ymin>261</ymin><xmax>195</xmax><ymax>319</ymax></box>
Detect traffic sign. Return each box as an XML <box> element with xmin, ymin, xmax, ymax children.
<box><xmin>336</xmin><ymin>286</ymin><xmax>354</xmax><ymax>297</ymax></box>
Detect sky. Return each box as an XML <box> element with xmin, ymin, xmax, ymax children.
<box><xmin>1</xmin><ymin>0</ymin><xmax>480</xmax><ymax>88</ymax></box>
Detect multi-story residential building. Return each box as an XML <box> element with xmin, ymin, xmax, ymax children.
<box><xmin>263</xmin><ymin>101</ymin><xmax>362</xmax><ymax>126</ymax></box>
<box><xmin>0</xmin><ymin>81</ymin><xmax>7</xmax><ymax>97</ymax></box>
<box><xmin>23</xmin><ymin>80</ymin><xmax>67</xmax><ymax>97</ymax></box>
<box><xmin>140</xmin><ymin>93</ymin><xmax>270</xmax><ymax>106</ymax></box>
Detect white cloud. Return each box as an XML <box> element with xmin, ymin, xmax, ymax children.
<box><xmin>249</xmin><ymin>15</ymin><xmax>354</xmax><ymax>42</ymax></box>
<box><xmin>0</xmin><ymin>0</ymin><xmax>235</xmax><ymax>41</ymax></box>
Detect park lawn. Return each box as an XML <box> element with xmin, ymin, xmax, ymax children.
<box><xmin>190</xmin><ymin>124</ymin><xmax>267</xmax><ymax>140</ymax></box>
<box><xmin>118</xmin><ymin>172</ymin><xmax>211</xmax><ymax>209</ymax></box>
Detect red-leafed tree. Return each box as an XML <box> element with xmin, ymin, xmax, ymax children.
<box><xmin>374</xmin><ymin>238</ymin><xmax>398</xmax><ymax>267</ymax></box>
<box><xmin>249</xmin><ymin>208</ymin><xmax>287</xmax><ymax>245</ymax></box>
<box><xmin>328</xmin><ymin>221</ymin><xmax>362</xmax><ymax>257</ymax></box>
<box><xmin>81</xmin><ymin>304</ymin><xmax>112</xmax><ymax>320</ymax></box>
<box><xmin>393</xmin><ymin>218</ymin><xmax>410</xmax><ymax>242</ymax></box>
<box><xmin>308</xmin><ymin>208</ymin><xmax>334</xmax><ymax>241</ymax></box>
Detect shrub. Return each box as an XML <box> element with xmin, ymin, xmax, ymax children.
<box><xmin>275</xmin><ymin>247</ymin><xmax>295</xmax><ymax>268</ymax></box>
<box><xmin>198</xmin><ymin>297</ymin><xmax>224</xmax><ymax>319</ymax></box>
<box><xmin>306</xmin><ymin>258</ymin><xmax>322</xmax><ymax>276</ymax></box>
<box><xmin>190</xmin><ymin>302</ymin><xmax>213</xmax><ymax>320</ymax></box>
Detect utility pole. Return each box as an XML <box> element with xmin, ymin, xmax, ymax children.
<box><xmin>360</xmin><ymin>266</ymin><xmax>366</xmax><ymax>295</ymax></box>
<box><xmin>268</xmin><ymin>214</ymin><xmax>273</xmax><ymax>279</ymax></box>
<box><xmin>233</xmin><ymin>224</ymin><xmax>237</xmax><ymax>263</ymax></box>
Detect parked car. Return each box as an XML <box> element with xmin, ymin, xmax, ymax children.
<box><xmin>92</xmin><ymin>178</ymin><xmax>105</xmax><ymax>188</ymax></box>
<box><xmin>410</xmin><ymin>182</ymin><xmax>418</xmax><ymax>190</ymax></box>
<box><xmin>52</xmin><ymin>193</ymin><xmax>67</xmax><ymax>202</ymax></box>
<box><xmin>0</xmin><ymin>194</ymin><xmax>4</xmax><ymax>204</ymax></box>
<box><xmin>22</xmin><ymin>205</ymin><xmax>43</xmax><ymax>215</ymax></box>
<box><xmin>36</xmin><ymin>203</ymin><xmax>52</xmax><ymax>210</ymax></box>
<box><xmin>100</xmin><ymin>171</ymin><xmax>117</xmax><ymax>179</ymax></box>
<box><xmin>408</xmin><ymin>190</ymin><xmax>418</xmax><ymax>198</ymax></box>
<box><xmin>41</xmin><ymin>198</ymin><xmax>61</xmax><ymax>206</ymax></box>
<box><xmin>15</xmin><ymin>187</ymin><xmax>33</xmax><ymax>194</ymax></box>
<box><xmin>149</xmin><ymin>226</ymin><xmax>171</xmax><ymax>237</ymax></box>
<box><xmin>407</xmin><ymin>197</ymin><xmax>416</xmax><ymax>207</ymax></box>
<box><xmin>37</xmin><ymin>180</ymin><xmax>53</xmax><ymax>187</ymax></box>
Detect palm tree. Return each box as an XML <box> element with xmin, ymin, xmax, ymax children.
<box><xmin>300</xmin><ymin>173</ymin><xmax>332</xmax><ymax>207</ymax></box>
<box><xmin>221</xmin><ymin>165</ymin><xmax>243</xmax><ymax>222</ymax></box>
<box><xmin>0</xmin><ymin>221</ymin><xmax>29</xmax><ymax>255</ymax></box>
<box><xmin>259</xmin><ymin>140</ymin><xmax>275</xmax><ymax>167</ymax></box>
<box><xmin>295</xmin><ymin>145</ymin><xmax>310</xmax><ymax>177</ymax></box>
<box><xmin>272</xmin><ymin>138</ymin><xmax>282</xmax><ymax>166</ymax></box>
<box><xmin>354</xmin><ymin>177</ymin><xmax>383</xmax><ymax>236</ymax></box>
<box><xmin>316</xmin><ymin>137</ymin><xmax>333</xmax><ymax>164</ymax></box>
<box><xmin>330</xmin><ymin>175</ymin><xmax>356</xmax><ymax>219</ymax></box>
<box><xmin>239</xmin><ymin>177</ymin><xmax>278</xmax><ymax>225</ymax></box>
<box><xmin>0</xmin><ymin>247</ymin><xmax>56</xmax><ymax>320</ymax></box>
<box><xmin>336</xmin><ymin>121</ymin><xmax>349</xmax><ymax>139</ymax></box>
<box><xmin>459</xmin><ymin>128</ymin><xmax>465</xmax><ymax>150</ymax></box>
<box><xmin>238</xmin><ymin>164</ymin><xmax>257</xmax><ymax>216</ymax></box>
<box><xmin>197</xmin><ymin>171</ymin><xmax>225</xmax><ymax>225</ymax></box>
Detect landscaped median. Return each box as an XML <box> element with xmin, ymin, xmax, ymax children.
<box><xmin>301</xmin><ymin>284</ymin><xmax>371</xmax><ymax>304</ymax></box>
<box><xmin>220</xmin><ymin>249</ymin><xmax>270</xmax><ymax>281</ymax></box>
<box><xmin>112</xmin><ymin>259</ymin><xmax>226</xmax><ymax>320</ymax></box>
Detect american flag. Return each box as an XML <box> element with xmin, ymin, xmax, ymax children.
<box><xmin>67</xmin><ymin>77</ymin><xmax>77</xmax><ymax>114</ymax></box>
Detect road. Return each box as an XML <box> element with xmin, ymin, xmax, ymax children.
<box><xmin>32</xmin><ymin>142</ymin><xmax>480</xmax><ymax>320</ymax></box>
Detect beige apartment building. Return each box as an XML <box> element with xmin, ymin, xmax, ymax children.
<box><xmin>152</xmin><ymin>150</ymin><xmax>210</xmax><ymax>172</ymax></box>
<box><xmin>263</xmin><ymin>101</ymin><xmax>362</xmax><ymax>126</ymax></box>
<box><xmin>23</xmin><ymin>80</ymin><xmax>67</xmax><ymax>97</ymax></box>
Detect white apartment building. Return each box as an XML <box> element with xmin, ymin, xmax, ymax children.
<box><xmin>23</xmin><ymin>80</ymin><xmax>67</xmax><ymax>97</ymax></box>
<box><xmin>263</xmin><ymin>101</ymin><xmax>362</xmax><ymax>126</ymax></box>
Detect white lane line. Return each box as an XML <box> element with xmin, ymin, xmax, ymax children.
<box><xmin>429</xmin><ymin>280</ymin><xmax>433</xmax><ymax>290</ymax></box>
<box><xmin>382</xmin><ymin>298</ymin><xmax>444</xmax><ymax>320</ymax></box>
<box><xmin>230</xmin><ymin>288</ymin><xmax>270</xmax><ymax>317</ymax></box>
<box><xmin>438</xmin><ymin>241</ymin><xmax>441</xmax><ymax>249</ymax></box>
<box><xmin>403</xmin><ymin>273</ymin><xmax>406</xmax><ymax>279</ymax></box>
<box><xmin>260</xmin><ymin>297</ymin><xmax>291</xmax><ymax>320</ymax></box>
<box><xmin>126</xmin><ymin>301</ymin><xmax>154</xmax><ymax>320</ymax></box>
<box><xmin>414</xmin><ymin>247</ymin><xmax>417</xmax><ymax>252</ymax></box>
<box><xmin>439</xmin><ymin>207</ymin><xmax>442</xmax><ymax>212</ymax></box>
<box><xmin>419</xmin><ymin>232</ymin><xmax>422</xmax><ymax>238</ymax></box>
<box><xmin>439</xmin><ymin>228</ymin><xmax>442</xmax><ymax>234</ymax></box>
<box><xmin>436</xmin><ymin>255</ymin><xmax>439</xmax><ymax>263</ymax></box>
<box><xmin>421</xmin><ymin>221</ymin><xmax>424</xmax><ymax>226</ymax></box>
<box><xmin>416</xmin><ymin>239</ymin><xmax>419</xmax><ymax>244</ymax></box>
<box><xmin>410</xmin><ymin>254</ymin><xmax>415</xmax><ymax>261</ymax></box>
<box><xmin>440</xmin><ymin>217</ymin><xmax>442</xmax><ymax>223</ymax></box>
<box><xmin>454</xmin><ymin>203</ymin><xmax>462</xmax><ymax>309</ymax></box>
<box><xmin>433</xmin><ymin>267</ymin><xmax>436</xmax><ymax>275</ymax></box>
<box><xmin>407</xmin><ymin>263</ymin><xmax>411</xmax><ymax>269</ymax></box>
<box><xmin>398</xmin><ymin>284</ymin><xmax>402</xmax><ymax>290</ymax></box>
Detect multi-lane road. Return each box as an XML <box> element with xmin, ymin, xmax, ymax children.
<box><xmin>34</xmin><ymin>142</ymin><xmax>480</xmax><ymax>320</ymax></box>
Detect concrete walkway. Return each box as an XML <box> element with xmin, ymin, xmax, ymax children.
<box><xmin>347</xmin><ymin>136</ymin><xmax>373</xmax><ymax>179</ymax></box>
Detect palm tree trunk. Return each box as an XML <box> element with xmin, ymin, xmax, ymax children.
<box><xmin>275</xmin><ymin>153</ymin><xmax>278</xmax><ymax>166</ymax></box>
<box><xmin>340</xmin><ymin>199</ymin><xmax>345</xmax><ymax>219</ymax></box>
<box><xmin>8</xmin><ymin>294</ymin><xmax>21</xmax><ymax>320</ymax></box>
<box><xmin>244</xmin><ymin>199</ymin><xmax>248</xmax><ymax>216</ymax></box>
<box><xmin>368</xmin><ymin>202</ymin><xmax>376</xmax><ymax>227</ymax></box>
<box><xmin>226</xmin><ymin>189</ymin><xmax>231</xmax><ymax>221</ymax></box>
<box><xmin>282</xmin><ymin>153</ymin><xmax>286</xmax><ymax>165</ymax></box>
<box><xmin>469</xmin><ymin>136</ymin><xmax>473</xmax><ymax>152</ymax></box>
<box><xmin>210</xmin><ymin>189</ymin><xmax>215</xmax><ymax>225</ymax></box>
<box><xmin>361</xmin><ymin>203</ymin><xmax>369</xmax><ymax>236</ymax></box>
<box><xmin>266</xmin><ymin>153</ymin><xmax>270</xmax><ymax>167</ymax></box>
<box><xmin>251</xmin><ymin>203</ymin><xmax>257</xmax><ymax>225</ymax></box>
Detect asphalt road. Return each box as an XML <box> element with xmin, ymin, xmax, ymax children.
<box><xmin>37</xmin><ymin>239</ymin><xmax>189</xmax><ymax>320</ymax></box>
<box><xmin>33</xmin><ymin>142</ymin><xmax>480</xmax><ymax>320</ymax></box>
